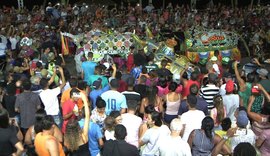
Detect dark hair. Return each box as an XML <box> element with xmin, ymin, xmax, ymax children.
<box><xmin>187</xmin><ymin>95</ymin><xmax>197</xmax><ymax>108</ymax></box>
<box><xmin>151</xmin><ymin>111</ymin><xmax>162</xmax><ymax>127</ymax></box>
<box><xmin>70</xmin><ymin>88</ymin><xmax>80</xmax><ymax>98</ymax></box>
<box><xmin>0</xmin><ymin>108</ymin><xmax>9</xmax><ymax>128</ymax></box>
<box><xmin>233</xmin><ymin>142</ymin><xmax>256</xmax><ymax>156</ymax></box>
<box><xmin>34</xmin><ymin>109</ymin><xmax>47</xmax><ymax>133</ymax></box>
<box><xmin>22</xmin><ymin>79</ymin><xmax>31</xmax><ymax>90</ymax></box>
<box><xmin>109</xmin><ymin>111</ymin><xmax>121</xmax><ymax>119</ymax></box>
<box><xmin>246</xmin><ymin>73</ymin><xmax>255</xmax><ymax>83</ymax></box>
<box><xmin>110</xmin><ymin>79</ymin><xmax>120</xmax><ymax>89</ymax></box>
<box><xmin>96</xmin><ymin>97</ymin><xmax>106</xmax><ymax>108</ymax></box>
<box><xmin>39</xmin><ymin>78</ymin><xmax>49</xmax><ymax>89</ymax></box>
<box><xmin>87</xmin><ymin>52</ymin><xmax>93</xmax><ymax>58</ymax></box>
<box><xmin>190</xmin><ymin>84</ymin><xmax>199</xmax><ymax>95</ymax></box>
<box><xmin>40</xmin><ymin>115</ymin><xmax>55</xmax><ymax>130</ymax></box>
<box><xmin>6</xmin><ymin>83</ymin><xmax>16</xmax><ymax>96</ymax></box>
<box><xmin>168</xmin><ymin>82</ymin><xmax>177</xmax><ymax>92</ymax></box>
<box><xmin>36</xmin><ymin>61</ymin><xmax>43</xmax><ymax>68</ymax></box>
<box><xmin>127</xmin><ymin>77</ymin><xmax>135</xmax><ymax>87</ymax></box>
<box><xmin>78</xmin><ymin>80</ymin><xmax>87</xmax><ymax>90</ymax></box>
<box><xmin>140</xmin><ymin>75</ymin><xmax>147</xmax><ymax>83</ymax></box>
<box><xmin>69</xmin><ymin>78</ymin><xmax>78</xmax><ymax>88</ymax></box>
<box><xmin>142</xmin><ymin>66</ymin><xmax>148</xmax><ymax>74</ymax></box>
<box><xmin>161</xmin><ymin>59</ymin><xmax>168</xmax><ymax>67</ymax></box>
<box><xmin>127</xmin><ymin>100</ymin><xmax>138</xmax><ymax>110</ymax></box>
<box><xmin>202</xmin><ymin>77</ymin><xmax>209</xmax><ymax>87</ymax></box>
<box><xmin>65</xmin><ymin>118</ymin><xmax>81</xmax><ymax>151</ymax></box>
<box><xmin>115</xmin><ymin>71</ymin><xmax>122</xmax><ymax>80</ymax></box>
<box><xmin>146</xmin><ymin>86</ymin><xmax>158</xmax><ymax>106</ymax></box>
<box><xmin>190</xmin><ymin>71</ymin><xmax>199</xmax><ymax>81</ymax></box>
<box><xmin>201</xmin><ymin>116</ymin><xmax>214</xmax><ymax>139</ymax></box>
<box><xmin>95</xmin><ymin>65</ymin><xmax>102</xmax><ymax>74</ymax></box>
<box><xmin>145</xmin><ymin>105</ymin><xmax>154</xmax><ymax>114</ymax></box>
<box><xmin>81</xmin><ymin>106</ymin><xmax>91</xmax><ymax>118</ymax></box>
<box><xmin>221</xmin><ymin>118</ymin><xmax>231</xmax><ymax>131</ymax></box>
<box><xmin>114</xmin><ymin>124</ymin><xmax>127</xmax><ymax>140</ymax></box>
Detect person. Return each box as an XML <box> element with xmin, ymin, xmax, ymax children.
<box><xmin>234</xmin><ymin>61</ymin><xmax>252</xmax><ymax>108</ymax></box>
<box><xmin>140</xmin><ymin>86</ymin><xmax>163</xmax><ymax>114</ymax></box>
<box><xmin>157</xmin><ymin>118</ymin><xmax>191</xmax><ymax>156</ymax></box>
<box><xmin>230</xmin><ymin>110</ymin><xmax>256</xmax><ymax>151</ymax></box>
<box><xmin>139</xmin><ymin>111</ymin><xmax>171</xmax><ymax>156</ymax></box>
<box><xmin>79</xmin><ymin>106</ymin><xmax>104</xmax><ymax>156</ymax></box>
<box><xmin>15</xmin><ymin>79</ymin><xmax>41</xmax><ymax>136</ymax></box>
<box><xmin>187</xmin><ymin>116</ymin><xmax>231</xmax><ymax>156</ymax></box>
<box><xmin>62</xmin><ymin>88</ymin><xmax>81</xmax><ymax>133</ymax></box>
<box><xmin>2</xmin><ymin>82</ymin><xmax>18</xmax><ymax>123</ymax></box>
<box><xmin>233</xmin><ymin>142</ymin><xmax>256</xmax><ymax>156</ymax></box>
<box><xmin>210</xmin><ymin>56</ymin><xmax>221</xmax><ymax>76</ymax></box>
<box><xmin>122</xmin><ymin>77</ymin><xmax>141</xmax><ymax>105</ymax></box>
<box><xmin>181</xmin><ymin>95</ymin><xmax>205</xmax><ymax>141</ymax></box>
<box><xmin>257</xmin><ymin>68</ymin><xmax>270</xmax><ymax>93</ymax></box>
<box><xmin>34</xmin><ymin>115</ymin><xmax>65</xmax><ymax>156</ymax></box>
<box><xmin>134</xmin><ymin>75</ymin><xmax>148</xmax><ymax>99</ymax></box>
<box><xmin>91</xmin><ymin>97</ymin><xmax>107</xmax><ymax>129</ymax></box>
<box><xmin>121</xmin><ymin>100</ymin><xmax>142</xmax><ymax>148</ymax></box>
<box><xmin>102</xmin><ymin>124</ymin><xmax>140</xmax><ymax>156</ymax></box>
<box><xmin>199</xmin><ymin>73</ymin><xmax>220</xmax><ymax>110</ymax></box>
<box><xmin>163</xmin><ymin>82</ymin><xmax>181</xmax><ymax>124</ymax></box>
<box><xmin>0</xmin><ymin>108</ymin><xmax>24</xmax><ymax>156</ymax></box>
<box><xmin>104</xmin><ymin>116</ymin><xmax>116</xmax><ymax>141</ymax></box>
<box><xmin>39</xmin><ymin>67</ymin><xmax>66</xmax><ymax>128</ymax></box>
<box><xmin>181</xmin><ymin>71</ymin><xmax>200</xmax><ymax>98</ymax></box>
<box><xmin>101</xmin><ymin>79</ymin><xmax>127</xmax><ymax>115</ymax></box>
<box><xmin>87</xmin><ymin>65</ymin><xmax>109</xmax><ymax>88</ymax></box>
<box><xmin>81</xmin><ymin>52</ymin><xmax>96</xmax><ymax>82</ymax></box>
<box><xmin>178</xmin><ymin>84</ymin><xmax>208</xmax><ymax>115</ymax></box>
<box><xmin>215</xmin><ymin>118</ymin><xmax>232</xmax><ymax>147</ymax></box>
<box><xmin>219</xmin><ymin>72</ymin><xmax>233</xmax><ymax>96</ymax></box>
<box><xmin>24</xmin><ymin>109</ymin><xmax>63</xmax><ymax>156</ymax></box>
<box><xmin>210</xmin><ymin>95</ymin><xmax>226</xmax><ymax>129</ymax></box>
<box><xmin>89</xmin><ymin>78</ymin><xmax>109</xmax><ymax>109</ymax></box>
<box><xmin>222</xmin><ymin>80</ymin><xmax>240</xmax><ymax>122</ymax></box>
<box><xmin>256</xmin><ymin>117</ymin><xmax>270</xmax><ymax>156</ymax></box>
<box><xmin>64</xmin><ymin>92</ymin><xmax>90</xmax><ymax>155</ymax></box>
<box><xmin>109</xmin><ymin>111</ymin><xmax>123</xmax><ymax>125</ymax></box>
<box><xmin>60</xmin><ymin>78</ymin><xmax>78</xmax><ymax>106</ymax></box>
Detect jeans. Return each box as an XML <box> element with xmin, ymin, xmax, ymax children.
<box><xmin>52</xmin><ymin>113</ymin><xmax>62</xmax><ymax>129</ymax></box>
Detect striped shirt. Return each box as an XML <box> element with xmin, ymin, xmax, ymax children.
<box><xmin>199</xmin><ymin>84</ymin><xmax>220</xmax><ymax>109</ymax></box>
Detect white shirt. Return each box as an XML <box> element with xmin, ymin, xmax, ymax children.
<box><xmin>39</xmin><ymin>87</ymin><xmax>61</xmax><ymax>115</ymax></box>
<box><xmin>122</xmin><ymin>113</ymin><xmax>142</xmax><ymax>148</ymax></box>
<box><xmin>104</xmin><ymin>130</ymin><xmax>115</xmax><ymax>141</ymax></box>
<box><xmin>0</xmin><ymin>42</ymin><xmax>6</xmax><ymax>56</ymax></box>
<box><xmin>141</xmin><ymin>125</ymin><xmax>171</xmax><ymax>156</ymax></box>
<box><xmin>231</xmin><ymin>128</ymin><xmax>256</xmax><ymax>150</ymax></box>
<box><xmin>181</xmin><ymin>110</ymin><xmax>205</xmax><ymax>141</ymax></box>
<box><xmin>222</xmin><ymin>94</ymin><xmax>239</xmax><ymax>122</ymax></box>
<box><xmin>213</xmin><ymin>63</ymin><xmax>220</xmax><ymax>75</ymax></box>
<box><xmin>158</xmin><ymin>136</ymin><xmax>192</xmax><ymax>156</ymax></box>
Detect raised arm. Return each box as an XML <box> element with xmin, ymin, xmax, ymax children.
<box><xmin>58</xmin><ymin>67</ymin><xmax>66</xmax><ymax>89</ymax></box>
<box><xmin>81</xmin><ymin>93</ymin><xmax>90</xmax><ymax>142</ymax></box>
<box><xmin>233</xmin><ymin>61</ymin><xmax>245</xmax><ymax>90</ymax></box>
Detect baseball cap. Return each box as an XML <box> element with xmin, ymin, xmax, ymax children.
<box><xmin>237</xmin><ymin>110</ymin><xmax>249</xmax><ymax>128</ymax></box>
<box><xmin>256</xmin><ymin>68</ymin><xmax>268</xmax><ymax>77</ymax></box>
<box><xmin>225</xmin><ymin>80</ymin><xmax>234</xmax><ymax>93</ymax></box>
<box><xmin>92</xmin><ymin>78</ymin><xmax>102</xmax><ymax>89</ymax></box>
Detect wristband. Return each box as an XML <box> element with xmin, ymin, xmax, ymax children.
<box><xmin>223</xmin><ymin>135</ymin><xmax>229</xmax><ymax>140</ymax></box>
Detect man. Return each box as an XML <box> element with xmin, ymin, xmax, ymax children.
<box><xmin>222</xmin><ymin>80</ymin><xmax>239</xmax><ymax>122</ymax></box>
<box><xmin>199</xmin><ymin>73</ymin><xmax>220</xmax><ymax>110</ymax></box>
<box><xmin>178</xmin><ymin>84</ymin><xmax>208</xmax><ymax>115</ymax></box>
<box><xmin>134</xmin><ymin>75</ymin><xmax>148</xmax><ymax>99</ymax></box>
<box><xmin>180</xmin><ymin>95</ymin><xmax>205</xmax><ymax>141</ymax></box>
<box><xmin>257</xmin><ymin>68</ymin><xmax>270</xmax><ymax>93</ymax></box>
<box><xmin>157</xmin><ymin>118</ymin><xmax>191</xmax><ymax>156</ymax></box>
<box><xmin>181</xmin><ymin>71</ymin><xmax>200</xmax><ymax>98</ymax></box>
<box><xmin>156</xmin><ymin>59</ymin><xmax>172</xmax><ymax>80</ymax></box>
<box><xmin>79</xmin><ymin>107</ymin><xmax>104</xmax><ymax>156</ymax></box>
<box><xmin>81</xmin><ymin>52</ymin><xmax>96</xmax><ymax>82</ymax></box>
<box><xmin>121</xmin><ymin>100</ymin><xmax>142</xmax><ymax>148</ymax></box>
<box><xmin>15</xmin><ymin>79</ymin><xmax>41</xmax><ymax>135</ymax></box>
<box><xmin>62</xmin><ymin>88</ymin><xmax>80</xmax><ymax>133</ymax></box>
<box><xmin>88</xmin><ymin>65</ymin><xmax>109</xmax><ymax>89</ymax></box>
<box><xmin>89</xmin><ymin>78</ymin><xmax>109</xmax><ymax>109</ymax></box>
<box><xmin>101</xmin><ymin>79</ymin><xmax>127</xmax><ymax>115</ymax></box>
<box><xmin>122</xmin><ymin>77</ymin><xmax>141</xmax><ymax>105</ymax></box>
<box><xmin>39</xmin><ymin>67</ymin><xmax>66</xmax><ymax>128</ymax></box>
<box><xmin>219</xmin><ymin>72</ymin><xmax>233</xmax><ymax>96</ymax></box>
<box><xmin>34</xmin><ymin>115</ymin><xmax>65</xmax><ymax>156</ymax></box>
<box><xmin>102</xmin><ymin>124</ymin><xmax>140</xmax><ymax>156</ymax></box>
<box><xmin>61</xmin><ymin>77</ymin><xmax>78</xmax><ymax>105</ymax></box>
<box><xmin>231</xmin><ymin>110</ymin><xmax>256</xmax><ymax>151</ymax></box>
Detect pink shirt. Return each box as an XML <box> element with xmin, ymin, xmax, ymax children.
<box><xmin>62</xmin><ymin>99</ymin><xmax>76</xmax><ymax>133</ymax></box>
<box><xmin>259</xmin><ymin>129</ymin><xmax>270</xmax><ymax>156</ymax></box>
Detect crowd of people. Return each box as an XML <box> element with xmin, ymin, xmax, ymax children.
<box><xmin>0</xmin><ymin>1</ymin><xmax>270</xmax><ymax>156</ymax></box>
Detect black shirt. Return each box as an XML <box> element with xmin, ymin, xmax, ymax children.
<box><xmin>2</xmin><ymin>95</ymin><xmax>18</xmax><ymax>118</ymax></box>
<box><xmin>102</xmin><ymin>140</ymin><xmax>139</xmax><ymax>156</ymax></box>
<box><xmin>134</xmin><ymin>84</ymin><xmax>148</xmax><ymax>99</ymax></box>
<box><xmin>0</xmin><ymin>125</ymin><xmax>19</xmax><ymax>156</ymax></box>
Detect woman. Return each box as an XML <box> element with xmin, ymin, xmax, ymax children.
<box><xmin>140</xmin><ymin>86</ymin><xmax>163</xmax><ymax>114</ymax></box>
<box><xmin>24</xmin><ymin>109</ymin><xmax>63</xmax><ymax>155</ymax></box>
<box><xmin>256</xmin><ymin>116</ymin><xmax>270</xmax><ymax>156</ymax></box>
<box><xmin>210</xmin><ymin>95</ymin><xmax>226</xmax><ymax>129</ymax></box>
<box><xmin>0</xmin><ymin>108</ymin><xmax>24</xmax><ymax>156</ymax></box>
<box><xmin>64</xmin><ymin>92</ymin><xmax>90</xmax><ymax>155</ymax></box>
<box><xmin>163</xmin><ymin>82</ymin><xmax>181</xmax><ymax>124</ymax></box>
<box><xmin>188</xmin><ymin>116</ymin><xmax>231</xmax><ymax>156</ymax></box>
<box><xmin>139</xmin><ymin>111</ymin><xmax>170</xmax><ymax>156</ymax></box>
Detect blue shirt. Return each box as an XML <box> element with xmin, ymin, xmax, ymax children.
<box><xmin>101</xmin><ymin>90</ymin><xmax>127</xmax><ymax>115</ymax></box>
<box><xmin>79</xmin><ymin>119</ymin><xmax>103</xmax><ymax>156</ymax></box>
<box><xmin>81</xmin><ymin>61</ymin><xmax>97</xmax><ymax>82</ymax></box>
<box><xmin>89</xmin><ymin>85</ymin><xmax>110</xmax><ymax>109</ymax></box>
<box><xmin>178</xmin><ymin>96</ymin><xmax>209</xmax><ymax>116</ymax></box>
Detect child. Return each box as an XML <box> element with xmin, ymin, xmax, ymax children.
<box><xmin>104</xmin><ymin>116</ymin><xmax>116</xmax><ymax>141</ymax></box>
<box><xmin>91</xmin><ymin>97</ymin><xmax>107</xmax><ymax>129</ymax></box>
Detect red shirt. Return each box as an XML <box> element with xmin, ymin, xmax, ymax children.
<box><xmin>62</xmin><ymin>99</ymin><xmax>76</xmax><ymax>133</ymax></box>
<box><xmin>182</xmin><ymin>80</ymin><xmax>200</xmax><ymax>98</ymax></box>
